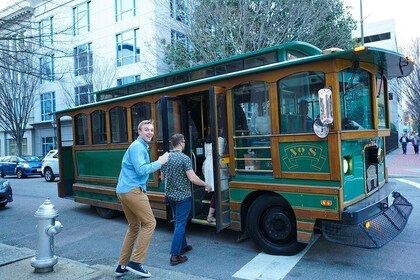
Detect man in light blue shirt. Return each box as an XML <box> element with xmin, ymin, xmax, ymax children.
<box><xmin>115</xmin><ymin>120</ymin><xmax>168</xmax><ymax>278</ymax></box>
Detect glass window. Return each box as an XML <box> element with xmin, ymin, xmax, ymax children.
<box><xmin>376</xmin><ymin>74</ymin><xmax>387</xmax><ymax>129</ymax></box>
<box><xmin>232</xmin><ymin>81</ymin><xmax>271</xmax><ymax>172</ymax></box>
<box><xmin>8</xmin><ymin>138</ymin><xmax>27</xmax><ymax>155</ymax></box>
<box><xmin>110</xmin><ymin>106</ymin><xmax>128</xmax><ymax>143</ymax></box>
<box><xmin>73</xmin><ymin>1</ymin><xmax>90</xmax><ymax>36</ymax></box>
<box><xmin>41</xmin><ymin>92</ymin><xmax>56</xmax><ymax>121</ymax></box>
<box><xmin>116</xmin><ymin>29</ymin><xmax>140</xmax><ymax>66</ymax></box>
<box><xmin>339</xmin><ymin>68</ymin><xmax>373</xmax><ymax>130</ymax></box>
<box><xmin>170</xmin><ymin>0</ymin><xmax>188</xmax><ymax>23</ymax></box>
<box><xmin>38</xmin><ymin>16</ymin><xmax>53</xmax><ymax>46</ymax></box>
<box><xmin>91</xmin><ymin>110</ymin><xmax>107</xmax><ymax>144</ymax></box>
<box><xmin>74</xmin><ymin>43</ymin><xmax>93</xmax><ymax>76</ymax></box>
<box><xmin>171</xmin><ymin>30</ymin><xmax>189</xmax><ymax>49</ymax></box>
<box><xmin>75</xmin><ymin>114</ymin><xmax>88</xmax><ymax>145</ymax></box>
<box><xmin>278</xmin><ymin>72</ymin><xmax>325</xmax><ymax>134</ymax></box>
<box><xmin>115</xmin><ymin>0</ymin><xmax>138</xmax><ymax>22</ymax></box>
<box><xmin>131</xmin><ymin>102</ymin><xmax>151</xmax><ymax>139</ymax></box>
<box><xmin>40</xmin><ymin>54</ymin><xmax>54</xmax><ymax>83</ymax></box>
<box><xmin>117</xmin><ymin>75</ymin><xmax>140</xmax><ymax>86</ymax></box>
<box><xmin>75</xmin><ymin>84</ymin><xmax>94</xmax><ymax>106</ymax></box>
<box><xmin>42</xmin><ymin>137</ymin><xmax>56</xmax><ymax>155</ymax></box>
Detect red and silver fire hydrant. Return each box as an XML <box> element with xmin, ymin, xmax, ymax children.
<box><xmin>30</xmin><ymin>198</ymin><xmax>63</xmax><ymax>273</ymax></box>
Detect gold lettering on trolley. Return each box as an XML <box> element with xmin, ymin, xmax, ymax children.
<box><xmin>281</xmin><ymin>144</ymin><xmax>327</xmax><ymax>172</ymax></box>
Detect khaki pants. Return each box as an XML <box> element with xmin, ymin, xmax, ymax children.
<box><xmin>117</xmin><ymin>188</ymin><xmax>156</xmax><ymax>264</ymax></box>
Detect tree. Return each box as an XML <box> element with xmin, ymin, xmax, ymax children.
<box><xmin>398</xmin><ymin>38</ymin><xmax>420</xmax><ymax>130</ymax></box>
<box><xmin>0</xmin><ymin>43</ymin><xmax>40</xmax><ymax>155</ymax></box>
<box><xmin>160</xmin><ymin>0</ymin><xmax>356</xmax><ymax>71</ymax></box>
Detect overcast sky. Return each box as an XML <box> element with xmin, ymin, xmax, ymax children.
<box><xmin>343</xmin><ymin>0</ymin><xmax>420</xmax><ymax>47</ymax></box>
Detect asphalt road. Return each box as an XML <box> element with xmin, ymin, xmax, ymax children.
<box><xmin>1</xmin><ymin>176</ymin><xmax>419</xmax><ymax>280</ymax></box>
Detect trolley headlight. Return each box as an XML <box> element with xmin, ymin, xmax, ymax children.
<box><xmin>343</xmin><ymin>156</ymin><xmax>352</xmax><ymax>175</ymax></box>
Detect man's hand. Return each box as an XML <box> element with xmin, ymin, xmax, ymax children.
<box><xmin>204</xmin><ymin>183</ymin><xmax>212</xmax><ymax>192</ymax></box>
<box><xmin>158</xmin><ymin>152</ymin><xmax>169</xmax><ymax>165</ymax></box>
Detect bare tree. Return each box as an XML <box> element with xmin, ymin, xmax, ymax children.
<box><xmin>59</xmin><ymin>56</ymin><xmax>118</xmax><ymax>108</ymax></box>
<box><xmin>0</xmin><ymin>43</ymin><xmax>40</xmax><ymax>155</ymax></box>
<box><xmin>398</xmin><ymin>38</ymin><xmax>420</xmax><ymax>131</ymax></box>
<box><xmin>158</xmin><ymin>0</ymin><xmax>356</xmax><ymax>71</ymax></box>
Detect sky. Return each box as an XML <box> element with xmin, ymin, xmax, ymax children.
<box><xmin>343</xmin><ymin>0</ymin><xmax>420</xmax><ymax>47</ymax></box>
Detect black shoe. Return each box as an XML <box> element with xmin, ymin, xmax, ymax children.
<box><xmin>180</xmin><ymin>245</ymin><xmax>192</xmax><ymax>255</ymax></box>
<box><xmin>127</xmin><ymin>261</ymin><xmax>151</xmax><ymax>277</ymax></box>
<box><xmin>170</xmin><ymin>255</ymin><xmax>188</xmax><ymax>266</ymax></box>
<box><xmin>115</xmin><ymin>265</ymin><xmax>128</xmax><ymax>277</ymax></box>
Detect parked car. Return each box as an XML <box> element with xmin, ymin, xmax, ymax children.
<box><xmin>0</xmin><ymin>178</ymin><xmax>13</xmax><ymax>207</ymax></box>
<box><xmin>42</xmin><ymin>150</ymin><xmax>59</xmax><ymax>182</ymax></box>
<box><xmin>0</xmin><ymin>155</ymin><xmax>42</xmax><ymax>178</ymax></box>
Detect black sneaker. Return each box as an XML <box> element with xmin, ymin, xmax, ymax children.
<box><xmin>115</xmin><ymin>265</ymin><xmax>128</xmax><ymax>277</ymax></box>
<box><xmin>127</xmin><ymin>261</ymin><xmax>151</xmax><ymax>277</ymax></box>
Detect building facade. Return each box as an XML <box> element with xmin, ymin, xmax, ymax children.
<box><xmin>0</xmin><ymin>0</ymin><xmax>186</xmax><ymax>156</ymax></box>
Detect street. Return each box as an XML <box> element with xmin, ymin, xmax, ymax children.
<box><xmin>1</xmin><ymin>176</ymin><xmax>419</xmax><ymax>280</ymax></box>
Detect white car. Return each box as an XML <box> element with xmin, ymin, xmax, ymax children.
<box><xmin>41</xmin><ymin>150</ymin><xmax>59</xmax><ymax>182</ymax></box>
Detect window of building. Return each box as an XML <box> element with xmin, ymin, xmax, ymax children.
<box><xmin>42</xmin><ymin>137</ymin><xmax>56</xmax><ymax>155</ymax></box>
<box><xmin>171</xmin><ymin>30</ymin><xmax>189</xmax><ymax>49</ymax></box>
<box><xmin>170</xmin><ymin>0</ymin><xmax>188</xmax><ymax>23</ymax></box>
<box><xmin>75</xmin><ymin>114</ymin><xmax>88</xmax><ymax>145</ymax></box>
<box><xmin>339</xmin><ymin>68</ymin><xmax>373</xmax><ymax>130</ymax></box>
<box><xmin>278</xmin><ymin>72</ymin><xmax>325</xmax><ymax>134</ymax></box>
<box><xmin>8</xmin><ymin>138</ymin><xmax>28</xmax><ymax>155</ymax></box>
<box><xmin>40</xmin><ymin>54</ymin><xmax>54</xmax><ymax>83</ymax></box>
<box><xmin>75</xmin><ymin>84</ymin><xmax>94</xmax><ymax>106</ymax></box>
<box><xmin>117</xmin><ymin>75</ymin><xmax>140</xmax><ymax>86</ymax></box>
<box><xmin>74</xmin><ymin>43</ymin><xmax>93</xmax><ymax>76</ymax></box>
<box><xmin>110</xmin><ymin>106</ymin><xmax>128</xmax><ymax>143</ymax></box>
<box><xmin>73</xmin><ymin>1</ymin><xmax>91</xmax><ymax>36</ymax></box>
<box><xmin>115</xmin><ymin>0</ymin><xmax>138</xmax><ymax>22</ymax></box>
<box><xmin>41</xmin><ymin>92</ymin><xmax>56</xmax><ymax>121</ymax></box>
<box><xmin>116</xmin><ymin>29</ymin><xmax>140</xmax><ymax>66</ymax></box>
<box><xmin>39</xmin><ymin>16</ymin><xmax>53</xmax><ymax>46</ymax></box>
<box><xmin>91</xmin><ymin>110</ymin><xmax>107</xmax><ymax>144</ymax></box>
<box><xmin>376</xmin><ymin>74</ymin><xmax>388</xmax><ymax>129</ymax></box>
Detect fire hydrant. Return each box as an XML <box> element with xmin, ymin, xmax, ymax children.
<box><xmin>30</xmin><ymin>198</ymin><xmax>63</xmax><ymax>273</ymax></box>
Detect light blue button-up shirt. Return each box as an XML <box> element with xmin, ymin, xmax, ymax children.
<box><xmin>116</xmin><ymin>137</ymin><xmax>161</xmax><ymax>194</ymax></box>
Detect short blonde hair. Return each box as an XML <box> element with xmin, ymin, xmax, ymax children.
<box><xmin>138</xmin><ymin>119</ymin><xmax>154</xmax><ymax>131</ymax></box>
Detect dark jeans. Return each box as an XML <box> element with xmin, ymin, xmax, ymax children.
<box><xmin>402</xmin><ymin>143</ymin><xmax>407</xmax><ymax>154</ymax></box>
<box><xmin>168</xmin><ymin>197</ymin><xmax>191</xmax><ymax>256</ymax></box>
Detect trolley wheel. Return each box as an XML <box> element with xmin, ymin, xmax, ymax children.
<box><xmin>246</xmin><ymin>194</ymin><xmax>306</xmax><ymax>255</ymax></box>
<box><xmin>95</xmin><ymin>206</ymin><xmax>117</xmax><ymax>219</ymax></box>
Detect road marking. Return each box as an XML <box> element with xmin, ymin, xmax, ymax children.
<box><xmin>233</xmin><ymin>235</ymin><xmax>319</xmax><ymax>280</ymax></box>
<box><xmin>396</xmin><ymin>178</ymin><xmax>420</xmax><ymax>189</ymax></box>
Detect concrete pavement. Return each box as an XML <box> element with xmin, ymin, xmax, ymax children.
<box><xmin>1</xmin><ymin>146</ymin><xmax>418</xmax><ymax>280</ymax></box>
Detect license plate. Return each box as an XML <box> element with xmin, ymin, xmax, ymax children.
<box><xmin>37</xmin><ymin>168</ymin><xmax>42</xmax><ymax>172</ymax></box>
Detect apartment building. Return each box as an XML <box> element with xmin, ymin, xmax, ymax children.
<box><xmin>0</xmin><ymin>0</ymin><xmax>186</xmax><ymax>156</ymax></box>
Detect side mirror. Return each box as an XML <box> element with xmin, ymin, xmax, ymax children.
<box><xmin>313</xmin><ymin>88</ymin><xmax>333</xmax><ymax>138</ymax></box>
<box><xmin>318</xmin><ymin>88</ymin><xmax>333</xmax><ymax>125</ymax></box>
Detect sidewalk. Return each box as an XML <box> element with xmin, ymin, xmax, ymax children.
<box><xmin>387</xmin><ymin>146</ymin><xmax>420</xmax><ymax>178</ymax></box>
<box><xmin>0</xmin><ymin>243</ymin><xmax>212</xmax><ymax>280</ymax></box>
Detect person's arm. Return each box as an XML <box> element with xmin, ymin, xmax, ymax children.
<box><xmin>186</xmin><ymin>170</ymin><xmax>212</xmax><ymax>191</ymax></box>
<box><xmin>129</xmin><ymin>144</ymin><xmax>168</xmax><ymax>176</ymax></box>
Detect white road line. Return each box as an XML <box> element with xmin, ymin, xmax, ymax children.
<box><xmin>396</xmin><ymin>178</ymin><xmax>420</xmax><ymax>189</ymax></box>
<box><xmin>232</xmin><ymin>235</ymin><xmax>320</xmax><ymax>280</ymax></box>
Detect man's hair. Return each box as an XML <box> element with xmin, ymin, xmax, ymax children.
<box><xmin>138</xmin><ymin>119</ymin><xmax>153</xmax><ymax>131</ymax></box>
<box><xmin>170</xmin><ymin>133</ymin><xmax>184</xmax><ymax>147</ymax></box>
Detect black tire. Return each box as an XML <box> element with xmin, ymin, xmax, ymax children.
<box><xmin>95</xmin><ymin>206</ymin><xmax>117</xmax><ymax>219</ymax></box>
<box><xmin>246</xmin><ymin>194</ymin><xmax>306</xmax><ymax>255</ymax></box>
<box><xmin>0</xmin><ymin>170</ymin><xmax>4</xmax><ymax>178</ymax></box>
<box><xmin>16</xmin><ymin>169</ymin><xmax>24</xmax><ymax>179</ymax></box>
<box><xmin>44</xmin><ymin>168</ymin><xmax>55</xmax><ymax>182</ymax></box>
<box><xmin>0</xmin><ymin>202</ymin><xmax>7</xmax><ymax>208</ymax></box>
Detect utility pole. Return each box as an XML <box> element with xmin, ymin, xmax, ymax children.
<box><xmin>360</xmin><ymin>0</ymin><xmax>364</xmax><ymax>45</ymax></box>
